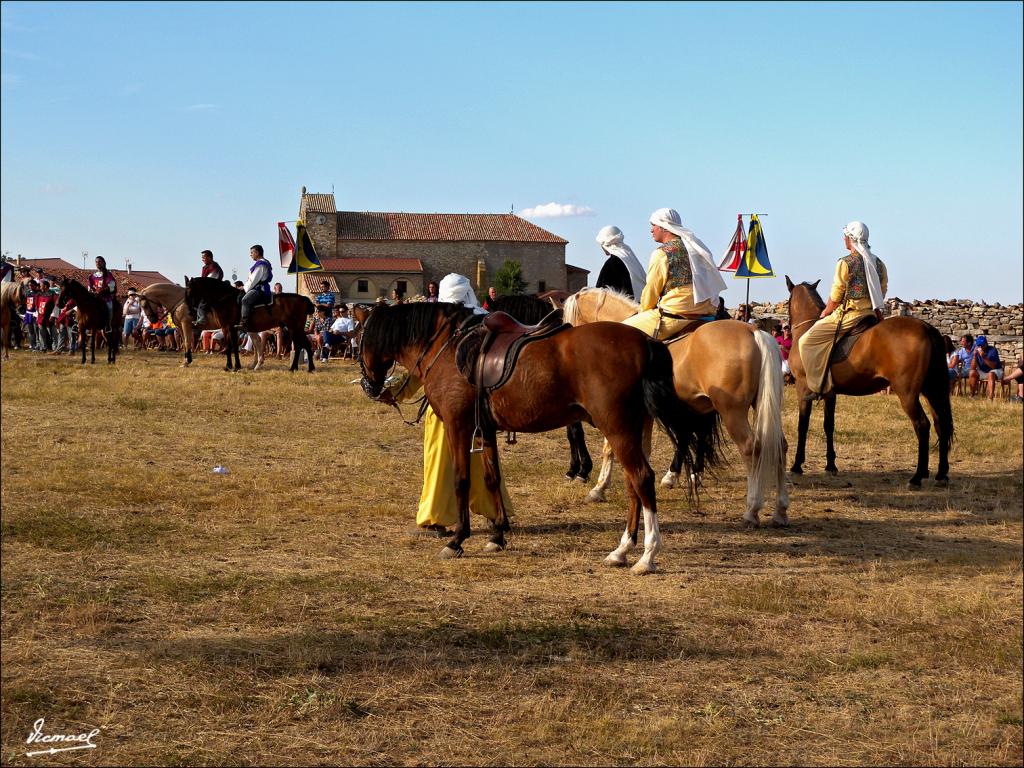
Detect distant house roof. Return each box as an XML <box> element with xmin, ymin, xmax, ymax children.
<box><xmin>320</xmin><ymin>257</ymin><xmax>424</xmax><ymax>273</ymax></box>
<box><xmin>335</xmin><ymin>211</ymin><xmax>568</xmax><ymax>244</ymax></box>
<box><xmin>565</xmin><ymin>263</ymin><xmax>590</xmax><ymax>275</ymax></box>
<box><xmin>10</xmin><ymin>258</ymin><xmax>174</xmax><ymax>291</ymax></box>
<box><xmin>303</xmin><ymin>193</ymin><xmax>337</xmax><ymax>214</ymax></box>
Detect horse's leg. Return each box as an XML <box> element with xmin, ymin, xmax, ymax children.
<box><xmin>608</xmin><ymin>428</ymin><xmax>660</xmax><ymax>575</ymax></box>
<box><xmin>181</xmin><ymin>319</ymin><xmax>193</xmax><ymax>367</ymax></box>
<box><xmin>233</xmin><ymin>327</ymin><xmax>241</xmax><ymax>370</ymax></box>
<box><xmin>897</xmin><ymin>389</ymin><xmax>931</xmax><ymax>488</ymax></box>
<box><xmin>223</xmin><ymin>328</ymin><xmax>234</xmax><ymax>370</ymax></box>
<box><xmin>586</xmin><ymin>438</ymin><xmax>615</xmax><ymax>503</ymax></box>
<box><xmin>481</xmin><ymin>436</ymin><xmax>509</xmax><ymax>553</ymax></box>
<box><xmin>89</xmin><ymin>330</ymin><xmax>96</xmax><ymax>364</ymax></box>
<box><xmin>250</xmin><ymin>333</ymin><xmax>262</xmax><ymax>371</ymax></box>
<box><xmin>575</xmin><ymin>422</ymin><xmax>592</xmax><ymax>481</ymax></box>
<box><xmin>80</xmin><ymin>330</ymin><xmax>87</xmax><ymax>364</ymax></box>
<box><xmin>565</xmin><ymin>424</ymin><xmax>581</xmax><ymax>480</ymax></box>
<box><xmin>305</xmin><ymin>329</ymin><xmax>315</xmax><ymax>372</ymax></box>
<box><xmin>714</xmin><ymin>405</ymin><xmax>763</xmax><ymax>526</ymax></box>
<box><xmin>790</xmin><ymin>382</ymin><xmax>812</xmax><ymax>474</ymax></box>
<box><xmin>922</xmin><ymin>385</ymin><xmax>952</xmax><ymax>486</ymax></box>
<box><xmin>823</xmin><ymin>394</ymin><xmax>838</xmax><ymax>475</ymax></box>
<box><xmin>440</xmin><ymin>428</ymin><xmax>472</xmax><ymax>560</ymax></box>
<box><xmin>772</xmin><ymin>433</ymin><xmax>791</xmax><ymax>527</ymax></box>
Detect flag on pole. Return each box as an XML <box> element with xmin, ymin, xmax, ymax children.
<box><xmin>735</xmin><ymin>214</ymin><xmax>774</xmax><ymax>278</ymax></box>
<box><xmin>277</xmin><ymin>222</ymin><xmax>296</xmax><ymax>269</ymax></box>
<box><xmin>286</xmin><ymin>220</ymin><xmax>324</xmax><ymax>274</ymax></box>
<box><xmin>718</xmin><ymin>213</ymin><xmax>746</xmax><ymax>271</ymax></box>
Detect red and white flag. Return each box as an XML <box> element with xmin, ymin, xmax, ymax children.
<box><xmin>278</xmin><ymin>222</ymin><xmax>296</xmax><ymax>269</ymax></box>
<box><xmin>718</xmin><ymin>213</ymin><xmax>746</xmax><ymax>271</ymax></box>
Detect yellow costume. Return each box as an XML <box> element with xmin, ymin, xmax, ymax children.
<box><xmin>623</xmin><ymin>238</ymin><xmax>717</xmax><ymax>340</ymax></box>
<box><xmin>798</xmin><ymin>252</ymin><xmax>888</xmax><ymax>394</ymax></box>
<box><xmin>387</xmin><ymin>372</ymin><xmax>512</xmax><ymax>529</ymax></box>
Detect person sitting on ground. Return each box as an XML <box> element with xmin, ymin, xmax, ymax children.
<box><xmin>1003</xmin><ymin>357</ymin><xmax>1024</xmax><ymax>402</ymax></box>
<box><xmin>201</xmin><ymin>328</ymin><xmax>226</xmax><ymax>354</ymax></box>
<box><xmin>968</xmin><ymin>334</ymin><xmax>1002</xmax><ymax>400</ymax></box>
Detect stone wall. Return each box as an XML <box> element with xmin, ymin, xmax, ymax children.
<box><xmin>337</xmin><ymin>240</ymin><xmax>566</xmax><ymax>294</ymax></box>
<box><xmin>742</xmin><ymin>298</ymin><xmax>1024</xmax><ymax>363</ymax></box>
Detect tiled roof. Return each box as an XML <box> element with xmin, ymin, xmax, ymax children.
<box><xmin>565</xmin><ymin>263</ymin><xmax>590</xmax><ymax>274</ymax></box>
<box><xmin>302</xmin><ymin>274</ymin><xmax>341</xmax><ymax>294</ymax></box>
<box><xmin>12</xmin><ymin>258</ymin><xmax>173</xmax><ymax>292</ymax></box>
<box><xmin>320</xmin><ymin>257</ymin><xmax>423</xmax><ymax>273</ymax></box>
<box><xmin>336</xmin><ymin>212</ymin><xmax>567</xmax><ymax>244</ymax></box>
<box><xmin>303</xmin><ymin>193</ymin><xmax>337</xmax><ymax>214</ymax></box>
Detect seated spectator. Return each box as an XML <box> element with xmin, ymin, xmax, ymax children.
<box><xmin>322</xmin><ymin>304</ymin><xmax>355</xmax><ymax>360</ymax></box>
<box><xmin>304</xmin><ymin>312</ymin><xmax>321</xmax><ymax>359</ymax></box>
<box><xmin>950</xmin><ymin>334</ymin><xmax>974</xmax><ymax>390</ymax></box>
<box><xmin>968</xmin><ymin>334</ymin><xmax>1002</xmax><ymax>400</ymax></box>
<box><xmin>390</xmin><ymin>287</ymin><xmax>406</xmax><ymax>306</ymax></box>
<box><xmin>943</xmin><ymin>335</ymin><xmax>959</xmax><ymax>393</ymax></box>
<box><xmin>1002</xmin><ymin>357</ymin><xmax>1023</xmax><ymax>402</ymax></box>
<box><xmin>201</xmin><ymin>329</ymin><xmax>226</xmax><ymax>354</ymax></box>
<box><xmin>312</xmin><ymin>306</ymin><xmax>334</xmax><ymax>362</ymax></box>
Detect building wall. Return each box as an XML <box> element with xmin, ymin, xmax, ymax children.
<box><xmin>336</xmin><ymin>240</ymin><xmax>566</xmax><ymax>293</ymax></box>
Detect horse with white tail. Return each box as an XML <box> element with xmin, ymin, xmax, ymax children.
<box><xmin>563</xmin><ymin>287</ymin><xmax>790</xmax><ymax>527</ymax></box>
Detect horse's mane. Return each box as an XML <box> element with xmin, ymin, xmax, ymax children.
<box><xmin>563</xmin><ymin>286</ymin><xmax>637</xmax><ymax>325</ymax></box>
<box><xmin>361</xmin><ymin>301</ymin><xmax>476</xmax><ymax>358</ymax></box>
<box><xmin>489</xmin><ymin>294</ymin><xmax>563</xmax><ymax>325</ymax></box>
<box><xmin>792</xmin><ymin>282</ymin><xmax>825</xmax><ymax>312</ymax></box>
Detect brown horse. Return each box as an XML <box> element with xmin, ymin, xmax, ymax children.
<box><xmin>563</xmin><ymin>287</ymin><xmax>789</xmax><ymax>527</ymax></box>
<box><xmin>785</xmin><ymin>277</ymin><xmax>953</xmax><ymax>487</ymax></box>
<box><xmin>360</xmin><ymin>302</ymin><xmax>718</xmax><ymax>573</ymax></box>
<box><xmin>183</xmin><ymin>277</ymin><xmax>315</xmax><ymax>372</ymax></box>
<box><xmin>55</xmin><ymin>278</ymin><xmax>120</xmax><ymax>364</ymax></box>
<box><xmin>1</xmin><ymin>281</ymin><xmax>27</xmax><ymax>360</ymax></box>
<box><xmin>350</xmin><ymin>303</ymin><xmax>374</xmax><ymax>357</ymax></box>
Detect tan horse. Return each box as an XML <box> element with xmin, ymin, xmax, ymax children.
<box><xmin>563</xmin><ymin>287</ymin><xmax>789</xmax><ymax>526</ymax></box>
<box><xmin>138</xmin><ymin>283</ymin><xmax>265</xmax><ymax>369</ymax></box>
<box><xmin>1</xmin><ymin>281</ymin><xmax>27</xmax><ymax>360</ymax></box>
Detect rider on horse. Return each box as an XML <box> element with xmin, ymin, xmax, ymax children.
<box><xmin>88</xmin><ymin>255</ymin><xmax>117</xmax><ymax>333</ymax></box>
<box><xmin>622</xmin><ymin>208</ymin><xmax>727</xmax><ymax>342</ymax></box>
<box><xmin>238</xmin><ymin>244</ymin><xmax>273</xmax><ymax>332</ymax></box>
<box><xmin>595</xmin><ymin>225</ymin><xmax>646</xmax><ymax>301</ymax></box>
<box><xmin>193</xmin><ymin>249</ymin><xmax>224</xmax><ymax>326</ymax></box>
<box><xmin>796</xmin><ymin>221</ymin><xmax>888</xmax><ymax>396</ymax></box>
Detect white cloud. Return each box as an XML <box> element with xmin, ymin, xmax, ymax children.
<box><xmin>39</xmin><ymin>183</ymin><xmax>75</xmax><ymax>195</ymax></box>
<box><xmin>185</xmin><ymin>103</ymin><xmax>218</xmax><ymax>111</ymax></box>
<box><xmin>519</xmin><ymin>202</ymin><xmax>594</xmax><ymax>219</ymax></box>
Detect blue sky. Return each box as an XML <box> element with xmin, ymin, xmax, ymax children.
<box><xmin>2</xmin><ymin>1</ymin><xmax>1022</xmax><ymax>303</ymax></box>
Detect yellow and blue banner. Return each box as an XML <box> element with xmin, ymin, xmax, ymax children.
<box><xmin>735</xmin><ymin>214</ymin><xmax>774</xmax><ymax>278</ymax></box>
<box><xmin>285</xmin><ymin>220</ymin><xmax>324</xmax><ymax>274</ymax></box>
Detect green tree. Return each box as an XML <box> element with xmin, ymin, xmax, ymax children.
<box><xmin>493</xmin><ymin>259</ymin><xmax>528</xmax><ymax>295</ymax></box>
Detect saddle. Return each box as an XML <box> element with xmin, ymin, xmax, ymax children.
<box><xmin>456</xmin><ymin>310</ymin><xmax>567</xmax><ymax>391</ymax></box>
<box><xmin>663</xmin><ymin>316</ymin><xmax>717</xmax><ymax>346</ymax></box>
<box><xmin>829</xmin><ymin>314</ymin><xmax>880</xmax><ymax>365</ymax></box>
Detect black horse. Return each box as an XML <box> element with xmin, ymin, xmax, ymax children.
<box><xmin>489</xmin><ymin>294</ymin><xmax>593</xmax><ymax>482</ymax></box>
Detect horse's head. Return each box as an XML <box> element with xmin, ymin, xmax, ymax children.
<box><xmin>784</xmin><ymin>276</ymin><xmax>823</xmax><ymax>325</ymax></box>
<box><xmin>140</xmin><ymin>296</ymin><xmax>161</xmax><ymax>324</ymax></box>
<box><xmin>55</xmin><ymin>276</ymin><xmax>75</xmax><ymax>308</ymax></box>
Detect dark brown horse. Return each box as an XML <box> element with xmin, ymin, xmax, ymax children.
<box><xmin>56</xmin><ymin>278</ymin><xmax>120</xmax><ymax>364</ymax></box>
<box><xmin>360</xmin><ymin>302</ymin><xmax>718</xmax><ymax>573</ymax></box>
<box><xmin>183</xmin><ymin>277</ymin><xmax>315</xmax><ymax>372</ymax></box>
<box><xmin>786</xmin><ymin>277</ymin><xmax>953</xmax><ymax>487</ymax></box>
<box><xmin>1</xmin><ymin>281</ymin><xmax>27</xmax><ymax>360</ymax></box>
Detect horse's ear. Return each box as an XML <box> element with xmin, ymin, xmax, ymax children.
<box><xmin>785</xmin><ymin>276</ymin><xmax>794</xmax><ymax>292</ymax></box>
<box><xmin>184</xmin><ymin>276</ymin><xmax>190</xmax><ymax>286</ymax></box>
<box><xmin>812</xmin><ymin>279</ymin><xmax>821</xmax><ymax>289</ymax></box>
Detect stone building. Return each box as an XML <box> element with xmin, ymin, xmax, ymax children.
<box><xmin>295</xmin><ymin>189</ymin><xmax>587</xmax><ymax>302</ymax></box>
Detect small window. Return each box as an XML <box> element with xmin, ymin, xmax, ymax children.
<box><xmin>357</xmin><ymin>279</ymin><xmax>368</xmax><ymax>293</ymax></box>
<box><xmin>397</xmin><ymin>280</ymin><xmax>407</xmax><ymax>293</ymax></box>
<box><xmin>538</xmin><ymin>280</ymin><xmax>546</xmax><ymax>293</ymax></box>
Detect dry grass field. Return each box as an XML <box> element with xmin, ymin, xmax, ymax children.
<box><xmin>1</xmin><ymin>349</ymin><xmax>1021</xmax><ymax>766</ymax></box>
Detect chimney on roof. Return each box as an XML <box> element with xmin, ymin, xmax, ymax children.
<box><xmin>126</xmin><ymin>258</ymin><xmax>132</xmax><ymax>275</ymax></box>
<box><xmin>301</xmin><ymin>186</ymin><xmax>306</xmax><ymax>197</ymax></box>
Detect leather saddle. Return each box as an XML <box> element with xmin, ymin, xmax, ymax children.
<box><xmin>663</xmin><ymin>316</ymin><xmax>717</xmax><ymax>346</ymax></box>
<box><xmin>456</xmin><ymin>310</ymin><xmax>568</xmax><ymax>391</ymax></box>
<box><xmin>829</xmin><ymin>314</ymin><xmax>880</xmax><ymax>364</ymax></box>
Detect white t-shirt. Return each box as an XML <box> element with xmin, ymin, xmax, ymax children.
<box><xmin>330</xmin><ymin>316</ymin><xmax>354</xmax><ymax>334</ymax></box>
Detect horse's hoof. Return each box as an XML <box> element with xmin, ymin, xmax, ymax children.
<box><xmin>934</xmin><ymin>477</ymin><xmax>949</xmax><ymax>488</ymax></box>
<box><xmin>790</xmin><ymin>466</ymin><xmax>803</xmax><ymax>475</ymax></box>
<box><xmin>630</xmin><ymin>560</ymin><xmax>656</xmax><ymax>575</ymax></box>
<box><xmin>585</xmin><ymin>489</ymin><xmax>606</xmax><ymax>504</ymax></box>
<box><xmin>825</xmin><ymin>468</ymin><xmax>838</xmax><ymax>477</ymax></box>
<box><xmin>743</xmin><ymin>517</ymin><xmax>760</xmax><ymax>529</ymax></box>
<box><xmin>572</xmin><ymin>475</ymin><xmax>588</xmax><ymax>485</ymax></box>
<box><xmin>603</xmin><ymin>553</ymin><xmax>628</xmax><ymax>567</ymax></box>
<box><xmin>482</xmin><ymin>541</ymin><xmax>504</xmax><ymax>553</ymax></box>
<box><xmin>907</xmin><ymin>479</ymin><xmax>922</xmax><ymax>490</ymax></box>
<box><xmin>660</xmin><ymin>471</ymin><xmax>678</xmax><ymax>489</ymax></box>
<box><xmin>770</xmin><ymin>516</ymin><xmax>789</xmax><ymax>528</ymax></box>
<box><xmin>564</xmin><ymin>472</ymin><xmax>576</xmax><ymax>481</ymax></box>
<box><xmin>438</xmin><ymin>546</ymin><xmax>463</xmax><ymax>560</ymax></box>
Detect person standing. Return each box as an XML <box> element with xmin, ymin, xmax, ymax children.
<box><xmin>482</xmin><ymin>286</ymin><xmax>498</xmax><ymax>311</ymax></box>
<box><xmin>122</xmin><ymin>287</ymin><xmax>143</xmax><ymax>346</ymax></box>
<box><xmin>793</xmin><ymin>221</ymin><xmax>887</xmax><ymax>397</ymax></box>
<box><xmin>622</xmin><ymin>208</ymin><xmax>726</xmax><ymax>341</ymax></box>
<box><xmin>595</xmin><ymin>225</ymin><xmax>646</xmax><ymax>300</ymax></box>
<box><xmin>315</xmin><ymin>279</ymin><xmax>335</xmax><ymax>310</ymax></box>
<box><xmin>238</xmin><ymin>245</ymin><xmax>272</xmax><ymax>332</ymax></box>
<box><xmin>34</xmin><ymin>280</ymin><xmax>57</xmax><ymax>351</ymax></box>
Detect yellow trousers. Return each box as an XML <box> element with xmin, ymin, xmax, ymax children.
<box><xmin>623</xmin><ymin>308</ymin><xmax>698</xmax><ymax>340</ymax></box>
<box><xmin>417</xmin><ymin>406</ymin><xmax>513</xmax><ymax>528</ymax></box>
<box><xmin>797</xmin><ymin>309</ymin><xmax>872</xmax><ymax>394</ymax></box>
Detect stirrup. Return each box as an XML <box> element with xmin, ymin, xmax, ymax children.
<box><xmin>469</xmin><ymin>424</ymin><xmax>485</xmax><ymax>454</ymax></box>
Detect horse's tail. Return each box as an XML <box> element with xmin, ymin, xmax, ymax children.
<box><xmin>920</xmin><ymin>321</ymin><xmax>955</xmax><ymax>455</ymax></box>
<box><xmin>751</xmin><ymin>329</ymin><xmax>786</xmax><ymax>499</ymax></box>
<box><xmin>641</xmin><ymin>339</ymin><xmax>723</xmax><ymax>485</ymax></box>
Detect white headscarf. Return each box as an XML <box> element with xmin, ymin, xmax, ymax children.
<box><xmin>842</xmin><ymin>221</ymin><xmax>885</xmax><ymax>311</ymax></box>
<box><xmin>649</xmin><ymin>208</ymin><xmax>727</xmax><ymax>305</ymax></box>
<box><xmin>438</xmin><ymin>273</ymin><xmax>486</xmax><ymax>315</ymax></box>
<box><xmin>596</xmin><ymin>225</ymin><xmax>646</xmax><ymax>300</ymax></box>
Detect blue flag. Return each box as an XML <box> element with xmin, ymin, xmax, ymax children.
<box><xmin>287</xmin><ymin>220</ymin><xmax>324</xmax><ymax>274</ymax></box>
<box><xmin>735</xmin><ymin>214</ymin><xmax>774</xmax><ymax>278</ymax></box>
